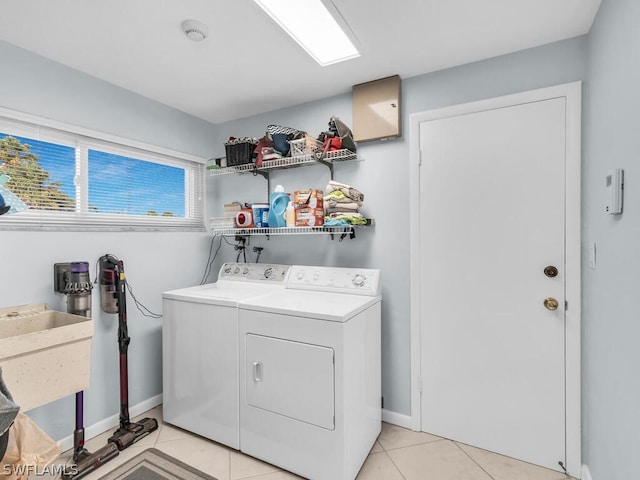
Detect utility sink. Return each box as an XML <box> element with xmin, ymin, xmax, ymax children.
<box><xmin>0</xmin><ymin>304</ymin><xmax>93</xmax><ymax>411</ymax></box>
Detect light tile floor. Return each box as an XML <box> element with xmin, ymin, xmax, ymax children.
<box><xmin>41</xmin><ymin>406</ymin><xmax>576</xmax><ymax>480</ymax></box>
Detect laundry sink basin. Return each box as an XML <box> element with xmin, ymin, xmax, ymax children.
<box><xmin>0</xmin><ymin>304</ymin><xmax>93</xmax><ymax>411</ymax></box>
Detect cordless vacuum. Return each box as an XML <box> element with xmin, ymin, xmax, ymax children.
<box><xmin>99</xmin><ymin>255</ymin><xmax>158</xmax><ymax>449</ymax></box>
<box><xmin>54</xmin><ymin>261</ymin><xmax>119</xmax><ymax>480</ymax></box>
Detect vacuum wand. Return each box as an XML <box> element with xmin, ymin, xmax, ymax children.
<box><xmin>99</xmin><ymin>255</ymin><xmax>158</xmax><ymax>450</ymax></box>
<box><xmin>54</xmin><ymin>261</ymin><xmax>119</xmax><ymax>480</ymax></box>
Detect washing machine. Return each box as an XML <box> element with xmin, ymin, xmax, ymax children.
<box><xmin>238</xmin><ymin>265</ymin><xmax>382</xmax><ymax>480</ymax></box>
<box><xmin>162</xmin><ymin>262</ymin><xmax>290</xmax><ymax>449</ymax></box>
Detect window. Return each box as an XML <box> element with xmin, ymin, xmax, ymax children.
<box><xmin>0</xmin><ymin>108</ymin><xmax>205</xmax><ymax>231</ymax></box>
<box><xmin>0</xmin><ymin>133</ymin><xmax>76</xmax><ymax>213</ymax></box>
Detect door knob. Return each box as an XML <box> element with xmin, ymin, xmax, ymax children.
<box><xmin>543</xmin><ymin>297</ymin><xmax>559</xmax><ymax>311</ymax></box>
<box><xmin>543</xmin><ymin>266</ymin><xmax>558</xmax><ymax>278</ymax></box>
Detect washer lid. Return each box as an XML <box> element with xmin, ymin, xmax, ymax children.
<box><xmin>162</xmin><ymin>282</ymin><xmax>284</xmax><ymax>306</ymax></box>
<box><xmin>239</xmin><ymin>290</ymin><xmax>381</xmax><ymax>322</ymax></box>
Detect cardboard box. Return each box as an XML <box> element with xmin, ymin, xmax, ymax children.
<box><xmin>295</xmin><ymin>207</ymin><xmax>324</xmax><ymax>227</ymax></box>
<box><xmin>293</xmin><ymin>189</ymin><xmax>323</xmax><ymax>210</ymax></box>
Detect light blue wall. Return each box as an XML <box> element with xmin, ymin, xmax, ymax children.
<box><xmin>4</xmin><ymin>17</ymin><xmax>632</xmax><ymax>477</ymax></box>
<box><xmin>0</xmin><ymin>41</ymin><xmax>217</xmax><ymax>441</ymax></box>
<box><xmin>0</xmin><ymin>42</ymin><xmax>215</xmax><ymax>155</ymax></box>
<box><xmin>208</xmin><ymin>36</ymin><xmax>589</xmax><ymax>417</ymax></box>
<box><xmin>582</xmin><ymin>0</ymin><xmax>640</xmax><ymax>478</ymax></box>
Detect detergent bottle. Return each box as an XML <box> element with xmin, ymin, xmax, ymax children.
<box><xmin>285</xmin><ymin>201</ymin><xmax>295</xmax><ymax>227</ymax></box>
<box><xmin>267</xmin><ymin>185</ymin><xmax>288</xmax><ymax>228</ymax></box>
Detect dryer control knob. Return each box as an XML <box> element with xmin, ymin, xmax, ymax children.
<box><xmin>297</xmin><ymin>272</ymin><xmax>304</xmax><ymax>280</ymax></box>
<box><xmin>234</xmin><ymin>267</ymin><xmax>240</xmax><ymax>274</ymax></box>
<box><xmin>353</xmin><ymin>274</ymin><xmax>365</xmax><ymax>287</ymax></box>
<box><xmin>264</xmin><ymin>267</ymin><xmax>273</xmax><ymax>279</ymax></box>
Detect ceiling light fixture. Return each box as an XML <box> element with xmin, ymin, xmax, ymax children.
<box><xmin>182</xmin><ymin>19</ymin><xmax>209</xmax><ymax>42</ymax></box>
<box><xmin>254</xmin><ymin>0</ymin><xmax>360</xmax><ymax>66</ymax></box>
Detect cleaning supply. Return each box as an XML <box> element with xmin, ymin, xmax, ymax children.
<box><xmin>268</xmin><ymin>185</ymin><xmax>288</xmax><ymax>228</ymax></box>
<box><xmin>252</xmin><ymin>203</ymin><xmax>270</xmax><ymax>228</ymax></box>
<box><xmin>285</xmin><ymin>201</ymin><xmax>295</xmax><ymax>227</ymax></box>
<box><xmin>293</xmin><ymin>189</ymin><xmax>324</xmax><ymax>227</ymax></box>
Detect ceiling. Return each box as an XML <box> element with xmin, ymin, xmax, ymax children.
<box><xmin>0</xmin><ymin>0</ymin><xmax>601</xmax><ymax>125</ymax></box>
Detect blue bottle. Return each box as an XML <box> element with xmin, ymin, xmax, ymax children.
<box><xmin>268</xmin><ymin>185</ymin><xmax>289</xmax><ymax>228</ymax></box>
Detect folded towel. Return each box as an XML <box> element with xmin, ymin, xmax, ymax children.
<box><xmin>324</xmin><ymin>200</ymin><xmax>361</xmax><ymax>211</ymax></box>
<box><xmin>325</xmin><ymin>205</ymin><xmax>360</xmax><ymax>215</ymax></box>
<box><xmin>326</xmin><ymin>180</ymin><xmax>364</xmax><ymax>203</ymax></box>
<box><xmin>323</xmin><ymin>218</ymin><xmax>351</xmax><ymax>227</ymax></box>
<box><xmin>323</xmin><ymin>190</ymin><xmax>363</xmax><ymax>207</ymax></box>
<box><xmin>326</xmin><ymin>212</ymin><xmax>367</xmax><ymax>225</ymax></box>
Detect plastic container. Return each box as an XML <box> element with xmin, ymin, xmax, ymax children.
<box><xmin>268</xmin><ymin>185</ymin><xmax>289</xmax><ymax>228</ymax></box>
<box><xmin>285</xmin><ymin>201</ymin><xmax>295</xmax><ymax>227</ymax></box>
<box><xmin>252</xmin><ymin>203</ymin><xmax>270</xmax><ymax>228</ymax></box>
<box><xmin>235</xmin><ymin>209</ymin><xmax>254</xmax><ymax>228</ymax></box>
<box><xmin>224</xmin><ymin>138</ymin><xmax>258</xmax><ymax>166</ymax></box>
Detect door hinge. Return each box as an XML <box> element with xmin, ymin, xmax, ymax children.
<box><xmin>565</xmin><ymin>300</ymin><xmax>568</xmax><ymax>311</ymax></box>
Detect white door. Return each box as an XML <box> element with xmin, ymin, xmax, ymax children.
<box><xmin>418</xmin><ymin>96</ymin><xmax>569</xmax><ymax>471</ymax></box>
<box><xmin>245</xmin><ymin>334</ymin><xmax>335</xmax><ymax>430</ymax></box>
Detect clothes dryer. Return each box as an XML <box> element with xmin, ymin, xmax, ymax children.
<box><xmin>238</xmin><ymin>265</ymin><xmax>381</xmax><ymax>480</ymax></box>
<box><xmin>162</xmin><ymin>263</ymin><xmax>289</xmax><ymax>449</ymax></box>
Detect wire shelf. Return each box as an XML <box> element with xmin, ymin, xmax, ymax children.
<box><xmin>208</xmin><ymin>149</ymin><xmax>357</xmax><ymax>176</ymax></box>
<box><xmin>212</xmin><ymin>225</ymin><xmax>356</xmax><ymax>236</ymax></box>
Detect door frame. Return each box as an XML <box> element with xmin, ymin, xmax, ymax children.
<box><xmin>408</xmin><ymin>82</ymin><xmax>581</xmax><ymax>476</ymax></box>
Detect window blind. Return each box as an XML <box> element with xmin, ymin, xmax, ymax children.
<box><xmin>0</xmin><ymin>108</ymin><xmax>206</xmax><ymax>231</ymax></box>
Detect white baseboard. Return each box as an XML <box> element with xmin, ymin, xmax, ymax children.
<box><xmin>581</xmin><ymin>464</ymin><xmax>593</xmax><ymax>480</ymax></box>
<box><xmin>56</xmin><ymin>394</ymin><xmax>163</xmax><ymax>452</ymax></box>
<box><xmin>381</xmin><ymin>409</ymin><xmax>412</xmax><ymax>429</ymax></box>
<box><xmin>57</xmin><ymin>403</ymin><xmax>425</xmax><ymax>450</ymax></box>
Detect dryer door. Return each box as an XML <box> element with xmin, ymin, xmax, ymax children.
<box><xmin>246</xmin><ymin>334</ymin><xmax>335</xmax><ymax>430</ymax></box>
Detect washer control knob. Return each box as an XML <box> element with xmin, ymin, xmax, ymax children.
<box><xmin>352</xmin><ymin>274</ymin><xmax>365</xmax><ymax>287</ymax></box>
<box><xmin>264</xmin><ymin>267</ymin><xmax>273</xmax><ymax>279</ymax></box>
<box><xmin>234</xmin><ymin>267</ymin><xmax>240</xmax><ymax>275</ymax></box>
<box><xmin>313</xmin><ymin>273</ymin><xmax>320</xmax><ymax>281</ymax></box>
<box><xmin>243</xmin><ymin>267</ymin><xmax>249</xmax><ymax>275</ymax></box>
<box><xmin>224</xmin><ymin>266</ymin><xmax>231</xmax><ymax>274</ymax></box>
<box><xmin>297</xmin><ymin>272</ymin><xmax>304</xmax><ymax>280</ymax></box>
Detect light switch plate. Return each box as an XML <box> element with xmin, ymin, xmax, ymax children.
<box><xmin>605</xmin><ymin>169</ymin><xmax>623</xmax><ymax>214</ymax></box>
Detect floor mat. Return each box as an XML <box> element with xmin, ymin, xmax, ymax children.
<box><xmin>97</xmin><ymin>448</ymin><xmax>218</xmax><ymax>480</ymax></box>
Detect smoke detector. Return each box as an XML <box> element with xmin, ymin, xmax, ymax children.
<box><xmin>182</xmin><ymin>20</ymin><xmax>209</xmax><ymax>42</ymax></box>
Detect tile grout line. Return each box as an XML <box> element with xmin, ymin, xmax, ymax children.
<box><xmin>376</xmin><ymin>449</ymin><xmax>408</xmax><ymax>480</ymax></box>
<box><xmin>376</xmin><ymin>432</ymin><xmax>449</xmax><ymax>479</ymax></box>
<box><xmin>378</xmin><ymin>437</ymin><xmax>446</xmax><ymax>453</ymax></box>
<box><xmin>377</xmin><ymin>434</ymin><xmax>453</xmax><ymax>480</ymax></box>
<box><xmin>453</xmin><ymin>441</ymin><xmax>497</xmax><ymax>480</ymax></box>
<box><xmin>233</xmin><ymin>468</ymin><xmax>297</xmax><ymax>480</ymax></box>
